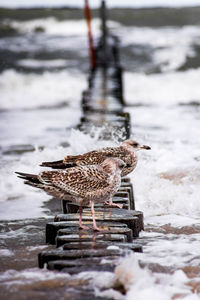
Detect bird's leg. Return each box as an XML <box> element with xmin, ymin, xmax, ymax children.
<box><xmin>78</xmin><ymin>206</ymin><xmax>88</xmax><ymax>230</ymax></box>
<box><xmin>92</xmin><ymin>232</ymin><xmax>98</xmax><ymax>248</ymax></box>
<box><xmin>104</xmin><ymin>197</ymin><xmax>123</xmax><ymax>209</ymax></box>
<box><xmin>91</xmin><ymin>201</ymin><xmax>102</xmax><ymax>231</ymax></box>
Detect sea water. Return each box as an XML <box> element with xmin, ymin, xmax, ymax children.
<box><xmin>0</xmin><ymin>4</ymin><xmax>200</xmax><ymax>300</ymax></box>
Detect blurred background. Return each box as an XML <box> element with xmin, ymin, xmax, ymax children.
<box><xmin>1</xmin><ymin>0</ymin><xmax>200</xmax><ymax>218</ymax></box>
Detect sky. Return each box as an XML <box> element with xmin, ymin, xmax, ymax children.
<box><xmin>1</xmin><ymin>0</ymin><xmax>200</xmax><ymax>8</ymax></box>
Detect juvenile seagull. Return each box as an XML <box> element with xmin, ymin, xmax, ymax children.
<box><xmin>41</xmin><ymin>139</ymin><xmax>151</xmax><ymax>177</ymax></box>
<box><xmin>16</xmin><ymin>158</ymin><xmax>126</xmax><ymax>231</ymax></box>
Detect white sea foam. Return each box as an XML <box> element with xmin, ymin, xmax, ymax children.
<box><xmin>0</xmin><ymin>249</ymin><xmax>14</xmax><ymax>256</ymax></box>
<box><xmin>0</xmin><ymin>18</ymin><xmax>119</xmax><ymax>54</ymax></box>
<box><xmin>0</xmin><ymin>146</ymin><xmax>68</xmax><ymax>219</ymax></box>
<box><xmin>125</xmin><ymin>68</ymin><xmax>200</xmax><ymax>105</ymax></box>
<box><xmin>128</xmin><ymin>104</ymin><xmax>200</xmax><ymax>218</ymax></box>
<box><xmin>115</xmin><ymin>254</ymin><xmax>199</xmax><ymax>300</ymax></box>
<box><xmin>6</xmin><ymin>18</ymin><xmax>118</xmax><ymax>36</ymax></box>
<box><xmin>0</xmin><ymin>225</ymin><xmax>43</xmax><ymax>240</ymax></box>
<box><xmin>146</xmin><ymin>214</ymin><xmax>200</xmax><ymax>227</ymax></box>
<box><xmin>0</xmin><ymin>69</ymin><xmax>86</xmax><ymax>109</ymax></box>
<box><xmin>0</xmin><ymin>34</ymin><xmax>86</xmax><ymax>53</ymax></box>
<box><xmin>0</xmin><ymin>267</ymin><xmax>70</xmax><ymax>284</ymax></box>
<box><xmin>2</xmin><ymin>66</ymin><xmax>200</xmax><ymax>110</ymax></box>
<box><xmin>120</xmin><ymin>26</ymin><xmax>200</xmax><ymax>49</ymax></box>
<box><xmin>117</xmin><ymin>26</ymin><xmax>200</xmax><ymax>71</ymax></box>
<box><xmin>9</xmin><ymin>17</ymin><xmax>90</xmax><ymax>36</ymax></box>
<box><xmin>17</xmin><ymin>59</ymin><xmax>69</xmax><ymax>68</ymax></box>
<box><xmin>140</xmin><ymin>231</ymin><xmax>200</xmax><ymax>267</ymax></box>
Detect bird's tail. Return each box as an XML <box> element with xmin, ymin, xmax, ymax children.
<box><xmin>40</xmin><ymin>160</ymin><xmax>66</xmax><ymax>169</ymax></box>
<box><xmin>15</xmin><ymin>171</ymin><xmax>44</xmax><ymax>188</ymax></box>
<box><xmin>15</xmin><ymin>171</ymin><xmax>39</xmax><ymax>182</ymax></box>
<box><xmin>40</xmin><ymin>155</ymin><xmax>79</xmax><ymax>169</ymax></box>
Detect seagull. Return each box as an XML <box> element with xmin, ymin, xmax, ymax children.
<box><xmin>16</xmin><ymin>158</ymin><xmax>126</xmax><ymax>231</ymax></box>
<box><xmin>40</xmin><ymin>139</ymin><xmax>151</xmax><ymax>177</ymax></box>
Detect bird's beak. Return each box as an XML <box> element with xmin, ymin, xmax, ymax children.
<box><xmin>140</xmin><ymin>145</ymin><xmax>151</xmax><ymax>150</ymax></box>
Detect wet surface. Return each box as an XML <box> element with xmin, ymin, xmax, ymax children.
<box><xmin>0</xmin><ymin>218</ymin><xmax>53</xmax><ymax>272</ymax></box>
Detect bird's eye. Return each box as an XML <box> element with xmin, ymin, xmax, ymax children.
<box><xmin>132</xmin><ymin>143</ymin><xmax>138</xmax><ymax>147</ymax></box>
<box><xmin>120</xmin><ymin>163</ymin><xmax>125</xmax><ymax>169</ymax></box>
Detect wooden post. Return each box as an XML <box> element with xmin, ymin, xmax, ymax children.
<box><xmin>84</xmin><ymin>0</ymin><xmax>96</xmax><ymax>69</ymax></box>
<box><xmin>100</xmin><ymin>0</ymin><xmax>107</xmax><ymax>68</ymax></box>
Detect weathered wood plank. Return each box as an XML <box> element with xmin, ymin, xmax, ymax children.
<box><xmin>62</xmin><ymin>241</ymin><xmax>143</xmax><ymax>252</ymax></box>
<box><xmin>56</xmin><ymin>233</ymin><xmax>128</xmax><ymax>247</ymax></box>
<box><xmin>56</xmin><ymin>226</ymin><xmax>133</xmax><ymax>245</ymax></box>
<box><xmin>54</xmin><ymin>208</ymin><xmax>143</xmax><ymax>237</ymax></box>
<box><xmin>38</xmin><ymin>248</ymin><xmax>124</xmax><ymax>268</ymax></box>
<box><xmin>46</xmin><ymin>220</ymin><xmax>128</xmax><ymax>244</ymax></box>
<box><xmin>47</xmin><ymin>257</ymin><xmax>117</xmax><ymax>273</ymax></box>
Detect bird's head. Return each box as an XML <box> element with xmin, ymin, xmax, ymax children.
<box><xmin>121</xmin><ymin>139</ymin><xmax>151</xmax><ymax>152</ymax></box>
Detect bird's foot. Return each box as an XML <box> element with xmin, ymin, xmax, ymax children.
<box><xmin>79</xmin><ymin>225</ymin><xmax>89</xmax><ymax>230</ymax></box>
<box><xmin>93</xmin><ymin>225</ymin><xmax>106</xmax><ymax>232</ymax></box>
<box><xmin>104</xmin><ymin>201</ymin><xmax>123</xmax><ymax>209</ymax></box>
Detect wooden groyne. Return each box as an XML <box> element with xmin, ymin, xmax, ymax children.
<box><xmin>38</xmin><ymin>0</ymin><xmax>143</xmax><ymax>292</ymax></box>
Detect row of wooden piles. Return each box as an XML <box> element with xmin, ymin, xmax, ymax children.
<box><xmin>38</xmin><ymin>0</ymin><xmax>144</xmax><ymax>288</ymax></box>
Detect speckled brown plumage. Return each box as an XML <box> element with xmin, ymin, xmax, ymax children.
<box><xmin>41</xmin><ymin>139</ymin><xmax>151</xmax><ymax>177</ymax></box>
<box><xmin>16</xmin><ymin>158</ymin><xmax>126</xmax><ymax>230</ymax></box>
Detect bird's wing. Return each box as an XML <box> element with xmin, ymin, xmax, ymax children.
<box><xmin>25</xmin><ymin>180</ymin><xmax>74</xmax><ymax>201</ymax></box>
<box><xmin>63</xmin><ymin>150</ymin><xmax>105</xmax><ymax>165</ymax></box>
<box><xmin>41</xmin><ymin>146</ymin><xmax>128</xmax><ymax>169</ymax></box>
<box><xmin>42</xmin><ymin>185</ymin><xmax>80</xmax><ymax>202</ymax></box>
<box><xmin>39</xmin><ymin>166</ymin><xmax>110</xmax><ymax>197</ymax></box>
<box><xmin>99</xmin><ymin>148</ymin><xmax>129</xmax><ymax>161</ymax></box>
<box><xmin>64</xmin><ymin>147</ymin><xmax>128</xmax><ymax>166</ymax></box>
